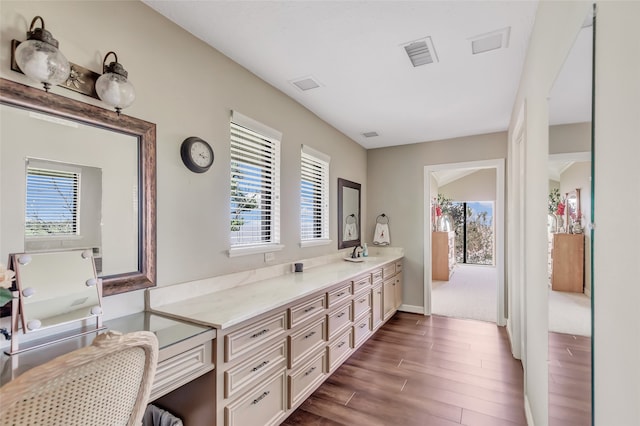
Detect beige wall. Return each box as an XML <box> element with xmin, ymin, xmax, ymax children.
<box><xmin>549</xmin><ymin>122</ymin><xmax>591</xmax><ymax>154</ymax></box>
<box><xmin>0</xmin><ymin>1</ymin><xmax>367</xmax><ymax>318</ymax></box>
<box><xmin>366</xmin><ymin>132</ymin><xmax>506</xmax><ymax>309</ymax></box>
<box><xmin>439</xmin><ymin>169</ymin><xmax>496</xmax><ymax>202</ymax></box>
<box><xmin>593</xmin><ymin>2</ymin><xmax>640</xmax><ymax>423</ymax></box>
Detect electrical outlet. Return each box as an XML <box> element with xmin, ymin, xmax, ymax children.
<box><xmin>264</xmin><ymin>252</ymin><xmax>275</xmax><ymax>262</ymax></box>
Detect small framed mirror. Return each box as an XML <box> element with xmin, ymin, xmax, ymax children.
<box><xmin>337</xmin><ymin>178</ymin><xmax>361</xmax><ymax>249</ymax></box>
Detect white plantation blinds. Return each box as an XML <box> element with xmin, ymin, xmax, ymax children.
<box><xmin>230</xmin><ymin>112</ymin><xmax>281</xmax><ymax>249</ymax></box>
<box><xmin>25</xmin><ymin>167</ymin><xmax>80</xmax><ymax>236</ymax></box>
<box><xmin>301</xmin><ymin>145</ymin><xmax>330</xmax><ymax>243</ymax></box>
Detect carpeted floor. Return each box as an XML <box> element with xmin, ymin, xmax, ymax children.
<box><xmin>548</xmin><ymin>288</ymin><xmax>591</xmax><ymax>336</ymax></box>
<box><xmin>431</xmin><ymin>264</ymin><xmax>497</xmax><ymax>323</ymax></box>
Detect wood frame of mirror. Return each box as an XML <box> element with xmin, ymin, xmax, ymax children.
<box><xmin>337</xmin><ymin>178</ymin><xmax>361</xmax><ymax>249</ymax></box>
<box><xmin>0</xmin><ymin>78</ymin><xmax>156</xmax><ymax>298</ymax></box>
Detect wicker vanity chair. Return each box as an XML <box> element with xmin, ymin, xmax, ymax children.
<box><xmin>0</xmin><ymin>331</ymin><xmax>158</xmax><ymax>426</ymax></box>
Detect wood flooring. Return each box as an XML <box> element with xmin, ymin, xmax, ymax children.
<box><xmin>548</xmin><ymin>332</ymin><xmax>592</xmax><ymax>426</ymax></box>
<box><xmin>282</xmin><ymin>312</ymin><xmax>527</xmax><ymax>426</ymax></box>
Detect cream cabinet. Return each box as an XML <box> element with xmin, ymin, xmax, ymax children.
<box><xmin>382</xmin><ymin>260</ymin><xmax>403</xmax><ymax>321</ymax></box>
<box><xmin>203</xmin><ymin>259</ymin><xmax>403</xmax><ymax>426</ymax></box>
<box><xmin>432</xmin><ymin>231</ymin><xmax>455</xmax><ymax>281</ymax></box>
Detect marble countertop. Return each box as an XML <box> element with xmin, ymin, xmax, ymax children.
<box><xmin>148</xmin><ymin>254</ymin><xmax>402</xmax><ymax>330</ymax></box>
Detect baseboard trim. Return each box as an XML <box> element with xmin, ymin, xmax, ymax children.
<box><xmin>524</xmin><ymin>395</ymin><xmax>535</xmax><ymax>426</ymax></box>
<box><xmin>398</xmin><ymin>304</ymin><xmax>424</xmax><ymax>314</ymax></box>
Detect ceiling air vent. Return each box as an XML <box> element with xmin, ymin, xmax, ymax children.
<box><xmin>362</xmin><ymin>131</ymin><xmax>379</xmax><ymax>138</ymax></box>
<box><xmin>470</xmin><ymin>27</ymin><xmax>511</xmax><ymax>55</ymax></box>
<box><xmin>402</xmin><ymin>37</ymin><xmax>438</xmax><ymax>67</ymax></box>
<box><xmin>290</xmin><ymin>76</ymin><xmax>321</xmax><ymax>91</ymax></box>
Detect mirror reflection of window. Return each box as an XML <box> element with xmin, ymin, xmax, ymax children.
<box><xmin>24</xmin><ymin>159</ymin><xmax>103</xmax><ymax>273</ymax></box>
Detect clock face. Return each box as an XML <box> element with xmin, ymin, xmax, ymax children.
<box><xmin>181</xmin><ymin>137</ymin><xmax>214</xmax><ymax>173</ymax></box>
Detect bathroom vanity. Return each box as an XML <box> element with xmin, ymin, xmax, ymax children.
<box><xmin>147</xmin><ymin>250</ymin><xmax>404</xmax><ymax>426</ymax></box>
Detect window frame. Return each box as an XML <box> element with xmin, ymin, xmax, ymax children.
<box><xmin>300</xmin><ymin>145</ymin><xmax>331</xmax><ymax>247</ymax></box>
<box><xmin>228</xmin><ymin>111</ymin><xmax>283</xmax><ymax>257</ymax></box>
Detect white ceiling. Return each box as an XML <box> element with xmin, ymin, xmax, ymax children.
<box><xmin>144</xmin><ymin>1</ymin><xmax>543</xmax><ymax>149</ymax></box>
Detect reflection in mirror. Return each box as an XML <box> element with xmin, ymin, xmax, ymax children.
<box><xmin>337</xmin><ymin>178</ymin><xmax>361</xmax><ymax>249</ymax></box>
<box><xmin>12</xmin><ymin>250</ymin><xmax>101</xmax><ymax>333</ymax></box>
<box><xmin>547</xmin><ymin>9</ymin><xmax>593</xmax><ymax>425</ymax></box>
<box><xmin>0</xmin><ymin>78</ymin><xmax>156</xmax><ymax>299</ymax></box>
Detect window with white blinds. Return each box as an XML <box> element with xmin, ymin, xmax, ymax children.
<box><xmin>300</xmin><ymin>145</ymin><xmax>330</xmax><ymax>245</ymax></box>
<box><xmin>230</xmin><ymin>112</ymin><xmax>281</xmax><ymax>252</ymax></box>
<box><xmin>25</xmin><ymin>167</ymin><xmax>80</xmax><ymax>236</ymax></box>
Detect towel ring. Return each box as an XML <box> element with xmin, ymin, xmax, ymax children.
<box><xmin>345</xmin><ymin>213</ymin><xmax>357</xmax><ymax>224</ymax></box>
<box><xmin>376</xmin><ymin>213</ymin><xmax>389</xmax><ymax>224</ymax></box>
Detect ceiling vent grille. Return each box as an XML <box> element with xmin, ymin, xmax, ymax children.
<box><xmin>362</xmin><ymin>131</ymin><xmax>379</xmax><ymax>138</ymax></box>
<box><xmin>470</xmin><ymin>27</ymin><xmax>511</xmax><ymax>55</ymax></box>
<box><xmin>403</xmin><ymin>37</ymin><xmax>438</xmax><ymax>67</ymax></box>
<box><xmin>290</xmin><ymin>76</ymin><xmax>321</xmax><ymax>91</ymax></box>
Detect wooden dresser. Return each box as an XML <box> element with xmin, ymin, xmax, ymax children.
<box><xmin>432</xmin><ymin>231</ymin><xmax>455</xmax><ymax>281</ymax></box>
<box><xmin>551</xmin><ymin>233</ymin><xmax>585</xmax><ymax>292</ymax></box>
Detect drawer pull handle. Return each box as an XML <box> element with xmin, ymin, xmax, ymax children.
<box><xmin>359</xmin><ymin>298</ymin><xmax>366</xmax><ymax>303</ymax></box>
<box><xmin>303</xmin><ymin>306</ymin><xmax>316</xmax><ymax>313</ymax></box>
<box><xmin>251</xmin><ymin>391</ymin><xmax>270</xmax><ymax>405</ymax></box>
<box><xmin>251</xmin><ymin>360</ymin><xmax>269</xmax><ymax>372</ymax></box>
<box><xmin>250</xmin><ymin>328</ymin><xmax>269</xmax><ymax>339</ymax></box>
<box><xmin>359</xmin><ymin>323</ymin><xmax>367</xmax><ymax>329</ymax></box>
<box><xmin>336</xmin><ymin>292</ymin><xmax>345</xmax><ymax>297</ymax></box>
<box><xmin>303</xmin><ymin>331</ymin><xmax>316</xmax><ymax>339</ymax></box>
<box><xmin>337</xmin><ymin>341</ymin><xmax>346</xmax><ymax>348</ymax></box>
<box><xmin>337</xmin><ymin>312</ymin><xmax>345</xmax><ymax>318</ymax></box>
<box><xmin>304</xmin><ymin>366</ymin><xmax>317</xmax><ymax>377</ymax></box>
<box><xmin>377</xmin><ymin>291</ymin><xmax>382</xmax><ymax>295</ymax></box>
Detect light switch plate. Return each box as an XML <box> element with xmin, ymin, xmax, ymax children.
<box><xmin>264</xmin><ymin>252</ymin><xmax>275</xmax><ymax>262</ymax></box>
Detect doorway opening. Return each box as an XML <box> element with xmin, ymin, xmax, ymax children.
<box><xmin>423</xmin><ymin>159</ymin><xmax>505</xmax><ymax>325</ymax></box>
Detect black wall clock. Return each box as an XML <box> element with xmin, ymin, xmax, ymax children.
<box><xmin>180</xmin><ymin>136</ymin><xmax>214</xmax><ymax>173</ymax></box>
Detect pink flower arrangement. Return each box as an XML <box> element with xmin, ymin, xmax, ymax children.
<box><xmin>435</xmin><ymin>205</ymin><xmax>442</xmax><ymax>217</ymax></box>
<box><xmin>556</xmin><ymin>201</ymin><xmax>565</xmax><ymax>216</ymax></box>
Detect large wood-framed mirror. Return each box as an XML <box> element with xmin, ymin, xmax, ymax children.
<box><xmin>337</xmin><ymin>178</ymin><xmax>361</xmax><ymax>249</ymax></box>
<box><xmin>0</xmin><ymin>78</ymin><xmax>156</xmax><ymax>298</ymax></box>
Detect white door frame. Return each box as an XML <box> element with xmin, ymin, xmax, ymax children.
<box><xmin>423</xmin><ymin>158</ymin><xmax>506</xmax><ymax>326</ymax></box>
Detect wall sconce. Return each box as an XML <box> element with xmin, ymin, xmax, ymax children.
<box><xmin>95</xmin><ymin>52</ymin><xmax>135</xmax><ymax>115</ymax></box>
<box><xmin>13</xmin><ymin>16</ymin><xmax>70</xmax><ymax>92</ymax></box>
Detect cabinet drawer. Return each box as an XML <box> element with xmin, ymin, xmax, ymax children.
<box><xmin>327</xmin><ymin>282</ymin><xmax>352</xmax><ymax>308</ymax></box>
<box><xmin>327</xmin><ymin>327</ymin><xmax>353</xmax><ymax>372</ymax></box>
<box><xmin>352</xmin><ymin>291</ymin><xmax>371</xmax><ymax>319</ymax></box>
<box><xmin>288</xmin><ymin>349</ymin><xmax>327</xmax><ymax>408</ymax></box>
<box><xmin>225</xmin><ymin>311</ymin><xmax>287</xmax><ymax>362</ymax></box>
<box><xmin>225</xmin><ymin>369</ymin><xmax>287</xmax><ymax>426</ymax></box>
<box><xmin>151</xmin><ymin>342</ymin><xmax>213</xmax><ymax>401</ymax></box>
<box><xmin>327</xmin><ymin>301</ymin><xmax>353</xmax><ymax>340</ymax></box>
<box><xmin>353</xmin><ymin>274</ymin><xmax>372</xmax><ymax>294</ymax></box>
<box><xmin>224</xmin><ymin>340</ymin><xmax>287</xmax><ymax>399</ymax></box>
<box><xmin>288</xmin><ymin>317</ymin><xmax>326</xmax><ymax>369</ymax></box>
<box><xmin>382</xmin><ymin>263</ymin><xmax>396</xmax><ymax>279</ymax></box>
<box><xmin>288</xmin><ymin>294</ymin><xmax>326</xmax><ymax>329</ymax></box>
<box><xmin>371</xmin><ymin>268</ymin><xmax>383</xmax><ymax>284</ymax></box>
<box><xmin>353</xmin><ymin>312</ymin><xmax>372</xmax><ymax>347</ymax></box>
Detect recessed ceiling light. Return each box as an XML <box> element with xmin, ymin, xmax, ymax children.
<box><xmin>290</xmin><ymin>76</ymin><xmax>322</xmax><ymax>91</ymax></box>
<box><xmin>362</xmin><ymin>131</ymin><xmax>379</xmax><ymax>138</ymax></box>
<box><xmin>469</xmin><ymin>27</ymin><xmax>511</xmax><ymax>55</ymax></box>
<box><xmin>402</xmin><ymin>36</ymin><xmax>439</xmax><ymax>67</ymax></box>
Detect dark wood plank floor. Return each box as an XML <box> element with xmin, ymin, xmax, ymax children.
<box><xmin>548</xmin><ymin>332</ymin><xmax>591</xmax><ymax>426</ymax></box>
<box><xmin>282</xmin><ymin>312</ymin><xmax>527</xmax><ymax>426</ymax></box>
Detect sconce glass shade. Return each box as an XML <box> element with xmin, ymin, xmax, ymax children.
<box><xmin>14</xmin><ymin>18</ymin><xmax>70</xmax><ymax>91</ymax></box>
<box><xmin>95</xmin><ymin>52</ymin><xmax>135</xmax><ymax>114</ymax></box>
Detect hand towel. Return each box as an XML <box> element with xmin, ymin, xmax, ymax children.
<box><xmin>343</xmin><ymin>222</ymin><xmax>358</xmax><ymax>241</ymax></box>
<box><xmin>373</xmin><ymin>223</ymin><xmax>390</xmax><ymax>245</ymax></box>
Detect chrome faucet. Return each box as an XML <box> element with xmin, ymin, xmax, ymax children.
<box><xmin>351</xmin><ymin>245</ymin><xmax>363</xmax><ymax>259</ymax></box>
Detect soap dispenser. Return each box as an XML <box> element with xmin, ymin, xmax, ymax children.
<box><xmin>363</xmin><ymin>243</ymin><xmax>368</xmax><ymax>257</ymax></box>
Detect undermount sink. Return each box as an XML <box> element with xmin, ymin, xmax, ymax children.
<box><xmin>344</xmin><ymin>257</ymin><xmax>365</xmax><ymax>262</ymax></box>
